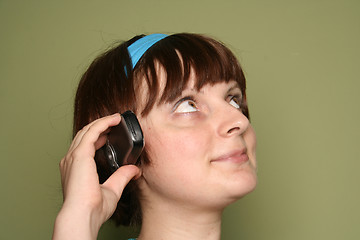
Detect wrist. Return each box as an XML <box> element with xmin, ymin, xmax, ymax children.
<box><xmin>52</xmin><ymin>205</ymin><xmax>101</xmax><ymax>240</ymax></box>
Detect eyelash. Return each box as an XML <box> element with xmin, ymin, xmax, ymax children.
<box><xmin>172</xmin><ymin>96</ymin><xmax>198</xmax><ymax>113</ymax></box>
<box><xmin>173</xmin><ymin>95</ymin><xmax>244</xmax><ymax>113</ymax></box>
<box><xmin>228</xmin><ymin>94</ymin><xmax>243</xmax><ymax>109</ymax></box>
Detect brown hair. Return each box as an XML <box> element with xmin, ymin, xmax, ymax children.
<box><xmin>73</xmin><ymin>33</ymin><xmax>249</xmax><ymax>226</ymax></box>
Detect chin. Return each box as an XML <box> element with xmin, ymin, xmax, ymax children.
<box><xmin>227</xmin><ymin>171</ymin><xmax>258</xmax><ymax>202</ymax></box>
<box><xmin>207</xmin><ymin>173</ymin><xmax>258</xmax><ymax>210</ymax></box>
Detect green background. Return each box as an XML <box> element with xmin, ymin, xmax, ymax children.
<box><xmin>1</xmin><ymin>0</ymin><xmax>359</xmax><ymax>239</ymax></box>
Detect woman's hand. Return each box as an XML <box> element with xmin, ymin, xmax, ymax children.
<box><xmin>53</xmin><ymin>113</ymin><xmax>141</xmax><ymax>240</ymax></box>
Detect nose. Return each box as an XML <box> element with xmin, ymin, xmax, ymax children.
<box><xmin>216</xmin><ymin>106</ymin><xmax>250</xmax><ymax>138</ymax></box>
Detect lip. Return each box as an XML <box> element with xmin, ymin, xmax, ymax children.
<box><xmin>211</xmin><ymin>149</ymin><xmax>249</xmax><ymax>164</ymax></box>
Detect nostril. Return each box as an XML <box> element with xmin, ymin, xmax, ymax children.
<box><xmin>227</xmin><ymin>127</ymin><xmax>240</xmax><ymax>135</ymax></box>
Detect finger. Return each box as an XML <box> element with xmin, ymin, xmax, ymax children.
<box><xmin>77</xmin><ymin>113</ymin><xmax>120</xmax><ymax>149</ymax></box>
<box><xmin>102</xmin><ymin>165</ymin><xmax>141</xmax><ymax>200</ymax></box>
<box><xmin>67</xmin><ymin>122</ymin><xmax>94</xmax><ymax>153</ymax></box>
<box><xmin>59</xmin><ymin>158</ymin><xmax>66</xmax><ymax>195</ymax></box>
<box><xmin>68</xmin><ymin>113</ymin><xmax>121</xmax><ymax>158</ymax></box>
<box><xmin>70</xmin><ymin>113</ymin><xmax>120</xmax><ymax>152</ymax></box>
<box><xmin>94</xmin><ymin>126</ymin><xmax>113</xmax><ymax>149</ymax></box>
<box><xmin>94</xmin><ymin>133</ymin><xmax>107</xmax><ymax>150</ymax></box>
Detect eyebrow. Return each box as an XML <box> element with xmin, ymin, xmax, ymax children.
<box><xmin>227</xmin><ymin>83</ymin><xmax>242</xmax><ymax>94</ymax></box>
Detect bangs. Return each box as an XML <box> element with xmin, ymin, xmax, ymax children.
<box><xmin>133</xmin><ymin>33</ymin><xmax>248</xmax><ymax>117</ymax></box>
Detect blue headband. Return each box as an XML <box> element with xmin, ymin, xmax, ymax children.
<box><xmin>127</xmin><ymin>33</ymin><xmax>168</xmax><ymax>69</ymax></box>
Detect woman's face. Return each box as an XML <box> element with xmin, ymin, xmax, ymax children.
<box><xmin>138</xmin><ymin>71</ymin><xmax>257</xmax><ymax>210</ymax></box>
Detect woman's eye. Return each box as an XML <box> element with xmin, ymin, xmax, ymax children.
<box><xmin>229</xmin><ymin>96</ymin><xmax>241</xmax><ymax>109</ymax></box>
<box><xmin>174</xmin><ymin>99</ymin><xmax>199</xmax><ymax>113</ymax></box>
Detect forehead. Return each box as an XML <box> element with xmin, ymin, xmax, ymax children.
<box><xmin>135</xmin><ymin>65</ymin><xmax>242</xmax><ymax>114</ymax></box>
<box><xmin>133</xmin><ymin>37</ymin><xmax>247</xmax><ymax>115</ymax></box>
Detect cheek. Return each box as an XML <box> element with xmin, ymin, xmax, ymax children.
<box><xmin>141</xmin><ymin>126</ymin><xmax>213</xmax><ymax>198</ymax></box>
<box><xmin>243</xmin><ymin>125</ymin><xmax>257</xmax><ymax>168</ymax></box>
<box><xmin>144</xmin><ymin>126</ymin><xmax>210</xmax><ymax>166</ymax></box>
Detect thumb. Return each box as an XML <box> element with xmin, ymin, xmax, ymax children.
<box><xmin>102</xmin><ymin>165</ymin><xmax>141</xmax><ymax>199</ymax></box>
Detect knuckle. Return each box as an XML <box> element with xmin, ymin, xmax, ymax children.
<box><xmin>82</xmin><ymin>123</ymin><xmax>92</xmax><ymax>131</ymax></box>
<box><xmin>59</xmin><ymin>158</ymin><xmax>65</xmax><ymax>168</ymax></box>
<box><xmin>71</xmin><ymin>148</ymin><xmax>83</xmax><ymax>160</ymax></box>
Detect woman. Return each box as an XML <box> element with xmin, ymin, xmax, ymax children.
<box><xmin>53</xmin><ymin>33</ymin><xmax>257</xmax><ymax>240</ymax></box>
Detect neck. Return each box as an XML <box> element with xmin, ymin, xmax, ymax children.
<box><xmin>137</xmin><ymin>200</ymin><xmax>223</xmax><ymax>240</ymax></box>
